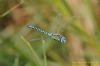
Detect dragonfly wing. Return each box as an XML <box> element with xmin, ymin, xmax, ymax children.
<box><xmin>30</xmin><ymin>37</ymin><xmax>49</xmax><ymax>41</ymax></box>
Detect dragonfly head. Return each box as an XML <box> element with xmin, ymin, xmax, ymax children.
<box><xmin>60</xmin><ymin>36</ymin><xmax>66</xmax><ymax>44</ymax></box>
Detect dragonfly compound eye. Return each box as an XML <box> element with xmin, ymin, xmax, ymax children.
<box><xmin>60</xmin><ymin>36</ymin><xmax>66</xmax><ymax>43</ymax></box>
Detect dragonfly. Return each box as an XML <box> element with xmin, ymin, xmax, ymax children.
<box><xmin>27</xmin><ymin>25</ymin><xmax>66</xmax><ymax>44</ymax></box>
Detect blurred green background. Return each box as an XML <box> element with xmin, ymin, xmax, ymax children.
<box><xmin>0</xmin><ymin>0</ymin><xmax>100</xmax><ymax>66</ymax></box>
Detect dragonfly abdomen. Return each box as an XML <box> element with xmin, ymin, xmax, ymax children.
<box><xmin>28</xmin><ymin>25</ymin><xmax>49</xmax><ymax>35</ymax></box>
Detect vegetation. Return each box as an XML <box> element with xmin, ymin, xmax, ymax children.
<box><xmin>0</xmin><ymin>0</ymin><xmax>100</xmax><ymax>66</ymax></box>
